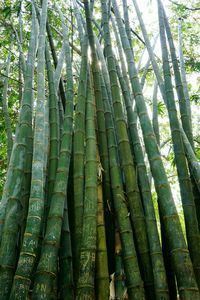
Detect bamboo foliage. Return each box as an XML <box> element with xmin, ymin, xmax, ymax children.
<box><xmin>0</xmin><ymin>0</ymin><xmax>200</xmax><ymax>299</ymax></box>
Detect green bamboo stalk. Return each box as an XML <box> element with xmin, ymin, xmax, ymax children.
<box><xmin>112</xmin><ymin>0</ymin><xmax>200</xmax><ymax>297</ymax></box>
<box><xmin>31</xmin><ymin>3</ymin><xmax>74</xmax><ymax>297</ymax></box>
<box><xmin>58</xmin><ymin>195</ymin><xmax>74</xmax><ymax>300</ymax></box>
<box><xmin>79</xmin><ymin>0</ymin><xmax>115</xmax><ymax>275</ymax></box>
<box><xmin>178</xmin><ymin>18</ymin><xmax>192</xmax><ymax>126</ymax></box>
<box><xmin>116</xmin><ymin>60</ymin><xmax>169</xmax><ymax>299</ymax></box>
<box><xmin>32</xmin><ymin>94</ymin><xmax>74</xmax><ymax>299</ymax></box>
<box><xmin>161</xmin><ymin>5</ymin><xmax>200</xmax><ymax>229</ymax></box>
<box><xmin>54</xmin><ymin>43</ymin><xmax>65</xmax><ymax>93</ymax></box>
<box><xmin>56</xmin><ymin>6</ymin><xmax>74</xmax><ymax>299</ymax></box>
<box><xmin>140</xmin><ymin>36</ymin><xmax>158</xmax><ymax>90</ymax></box>
<box><xmin>96</xmin><ymin>149</ymin><xmax>110</xmax><ymax>300</ymax></box>
<box><xmin>9</xmin><ymin>1</ymin><xmax>49</xmax><ymax>298</ymax></box>
<box><xmin>157</xmin><ymin>0</ymin><xmax>200</xmax><ymax>289</ymax></box>
<box><xmin>2</xmin><ymin>44</ymin><xmax>13</xmax><ymax>162</ymax></box>
<box><xmin>46</xmin><ymin>21</ymin><xmax>65</xmax><ymax>131</ymax></box>
<box><xmin>94</xmin><ymin>44</ymin><xmax>115</xmax><ymax>279</ymax></box>
<box><xmin>95</xmin><ymin>35</ymin><xmax>113</xmax><ymax>105</ymax></box>
<box><xmin>12</xmin><ymin>26</ymin><xmax>26</xmax><ymax>79</ymax></box>
<box><xmin>152</xmin><ymin>81</ymin><xmax>160</xmax><ymax>145</ymax></box>
<box><xmin>101</xmin><ymin>1</ymin><xmax>155</xmax><ymax>297</ymax></box>
<box><xmin>181</xmin><ymin>128</ymin><xmax>200</xmax><ymax>193</ymax></box>
<box><xmin>111</xmin><ymin>15</ymin><xmax>131</xmax><ymax>94</ymax></box>
<box><xmin>73</xmin><ymin>0</ymin><xmax>85</xmax><ymax>46</ymax></box>
<box><xmin>49</xmin><ymin>24</ymin><xmax>81</xmax><ymax>55</ymax></box>
<box><xmin>83</xmin><ymin>2</ymin><xmax>144</xmax><ymax>298</ymax></box>
<box><xmin>181</xmin><ymin>128</ymin><xmax>200</xmax><ymax>230</ymax></box>
<box><xmin>18</xmin><ymin>1</ymin><xmax>24</xmax><ymax>97</ymax></box>
<box><xmin>71</xmin><ymin>8</ymin><xmax>87</xmax><ymax>282</ymax></box>
<box><xmin>20</xmin><ymin>5</ymin><xmax>38</xmax><ymax>243</ymax></box>
<box><xmin>131</xmin><ymin>0</ymin><xmax>166</xmax><ymax>101</ymax></box>
<box><xmin>122</xmin><ymin>0</ymin><xmax>133</xmax><ymax>53</ymax></box>
<box><xmin>162</xmin><ymin>5</ymin><xmax>194</xmax><ymax>148</ymax></box>
<box><xmin>101</xmin><ymin>68</ymin><xmax>144</xmax><ymax>300</ymax></box>
<box><xmin>32</xmin><ymin>117</ymin><xmax>74</xmax><ymax>296</ymax></box>
<box><xmin>18</xmin><ymin>57</ymin><xmax>23</xmax><ymax>104</ymax></box>
<box><xmin>76</xmin><ymin>74</ymin><xmax>98</xmax><ymax>299</ymax></box>
<box><xmin>114</xmin><ymin>230</ymin><xmax>127</xmax><ymax>300</ymax></box>
<box><xmin>152</xmin><ymin>80</ymin><xmax>177</xmax><ymax>299</ymax></box>
<box><xmin>0</xmin><ymin>4</ymin><xmax>37</xmax><ymax>297</ymax></box>
<box><xmin>72</xmin><ymin>35</ymin><xmax>88</xmax><ymax>285</ymax></box>
<box><xmin>45</xmin><ymin>43</ymin><xmax>60</xmax><ymax>214</ymax></box>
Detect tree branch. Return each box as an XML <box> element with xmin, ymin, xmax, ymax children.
<box><xmin>169</xmin><ymin>0</ymin><xmax>200</xmax><ymax>11</ymax></box>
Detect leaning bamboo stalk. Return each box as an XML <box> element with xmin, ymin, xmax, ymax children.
<box><xmin>0</xmin><ymin>4</ymin><xmax>37</xmax><ymax>297</ymax></box>
<box><xmin>112</xmin><ymin>0</ymin><xmax>200</xmax><ymax>297</ymax></box>
<box><xmin>131</xmin><ymin>0</ymin><xmax>166</xmax><ymax>101</ymax></box>
<box><xmin>178</xmin><ymin>18</ymin><xmax>192</xmax><ymax>127</ymax></box>
<box><xmin>9</xmin><ymin>1</ymin><xmax>49</xmax><ymax>298</ymax></box>
<box><xmin>157</xmin><ymin>0</ymin><xmax>200</xmax><ymax>288</ymax></box>
<box><xmin>162</xmin><ymin>5</ymin><xmax>194</xmax><ymax>148</ymax></box>
<box><xmin>181</xmin><ymin>128</ymin><xmax>200</xmax><ymax>193</ymax></box>
<box><xmin>54</xmin><ymin>43</ymin><xmax>65</xmax><ymax>93</ymax></box>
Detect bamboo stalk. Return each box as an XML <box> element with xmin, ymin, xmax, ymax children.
<box><xmin>0</xmin><ymin>4</ymin><xmax>37</xmax><ymax>297</ymax></box>
<box><xmin>76</xmin><ymin>74</ymin><xmax>98</xmax><ymax>299</ymax></box>
<box><xmin>2</xmin><ymin>44</ymin><xmax>13</xmax><ymax>162</ymax></box>
<box><xmin>9</xmin><ymin>1</ymin><xmax>49</xmax><ymax>298</ymax></box>
<box><xmin>112</xmin><ymin>0</ymin><xmax>200</xmax><ymax>297</ymax></box>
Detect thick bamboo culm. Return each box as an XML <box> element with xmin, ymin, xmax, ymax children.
<box><xmin>0</xmin><ymin>0</ymin><xmax>200</xmax><ymax>299</ymax></box>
